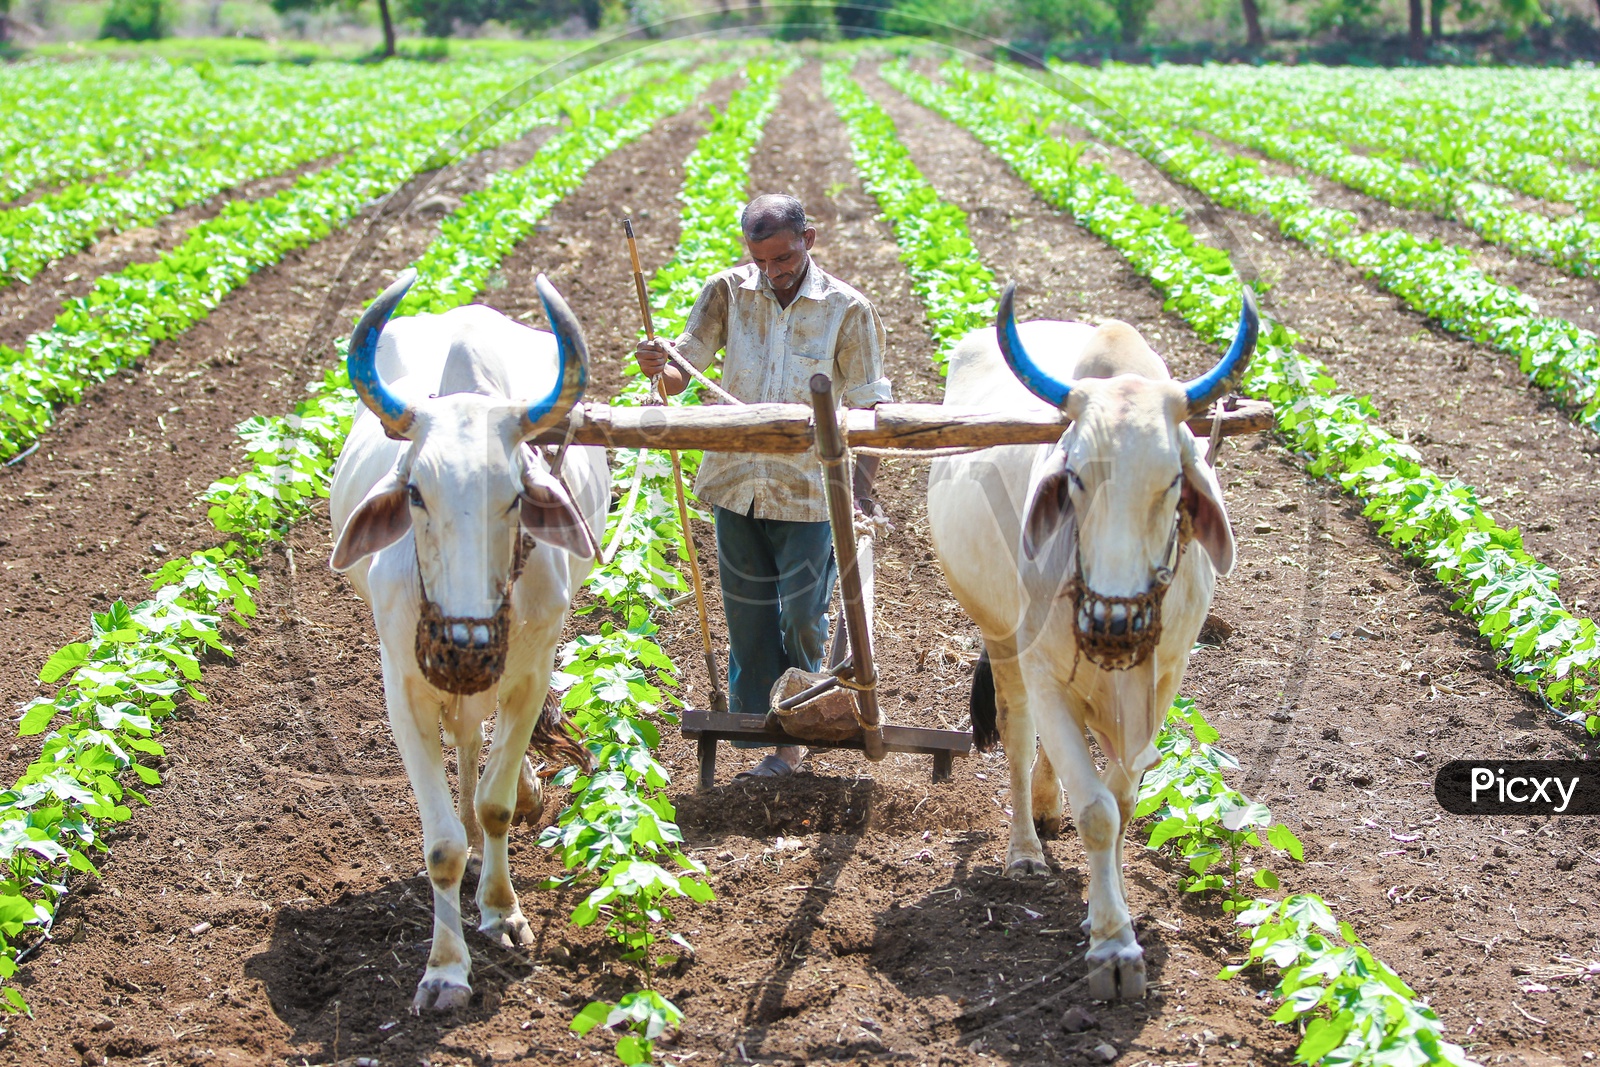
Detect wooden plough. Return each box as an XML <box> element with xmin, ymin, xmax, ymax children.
<box><xmin>554</xmin><ymin>380</ymin><xmax>1274</xmax><ymax>788</ymax></box>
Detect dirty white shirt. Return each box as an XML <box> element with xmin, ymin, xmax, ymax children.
<box><xmin>674</xmin><ymin>260</ymin><xmax>893</xmax><ymax>523</ymax></box>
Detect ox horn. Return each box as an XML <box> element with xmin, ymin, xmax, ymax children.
<box><xmin>348</xmin><ymin>269</ymin><xmax>419</xmax><ymax>440</ymax></box>
<box><xmin>995</xmin><ymin>282</ymin><xmax>1072</xmax><ymax>409</ymax></box>
<box><xmin>995</xmin><ymin>283</ymin><xmax>1261</xmax><ymax>419</ymax></box>
<box><xmin>522</xmin><ymin>273</ymin><xmax>589</xmax><ymax>439</ymax></box>
<box><xmin>1182</xmin><ymin>285</ymin><xmax>1259</xmax><ymax>417</ymax></box>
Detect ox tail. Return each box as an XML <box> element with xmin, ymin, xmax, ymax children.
<box><xmin>970</xmin><ymin>647</ymin><xmax>1000</xmax><ymax>753</ymax></box>
<box><xmin>530</xmin><ymin>690</ymin><xmax>595</xmax><ymax>777</ymax></box>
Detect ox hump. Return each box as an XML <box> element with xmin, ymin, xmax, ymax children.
<box><xmin>1077</xmin><ymin>321</ymin><xmax>1170</xmax><ymax>382</ymax></box>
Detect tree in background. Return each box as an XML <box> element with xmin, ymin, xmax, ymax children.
<box><xmin>833</xmin><ymin>0</ymin><xmax>891</xmax><ymax>37</ymax></box>
<box><xmin>1112</xmin><ymin>0</ymin><xmax>1155</xmax><ymax>42</ymax></box>
<box><xmin>398</xmin><ymin>0</ymin><xmax>603</xmax><ymax>36</ymax></box>
<box><xmin>776</xmin><ymin>0</ymin><xmax>836</xmax><ymax>37</ymax></box>
<box><xmin>0</xmin><ymin>0</ymin><xmax>11</xmax><ymax>45</ymax></box>
<box><xmin>1241</xmin><ymin>0</ymin><xmax>1266</xmax><ymax>46</ymax></box>
<box><xmin>271</xmin><ymin>0</ymin><xmax>398</xmax><ymax>56</ymax></box>
<box><xmin>100</xmin><ymin>0</ymin><xmax>170</xmax><ymax>39</ymax></box>
<box><xmin>884</xmin><ymin>0</ymin><xmax>1117</xmax><ymax>49</ymax></box>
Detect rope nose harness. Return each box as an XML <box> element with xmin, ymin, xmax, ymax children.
<box><xmin>1065</xmin><ymin>509</ymin><xmax>1192</xmax><ymax>672</ymax></box>
<box><xmin>413</xmin><ymin>526</ymin><xmax>531</xmax><ymax>695</ymax></box>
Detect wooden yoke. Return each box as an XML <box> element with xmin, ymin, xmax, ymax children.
<box><xmin>528</xmin><ymin>397</ymin><xmax>1274</xmax><ymax>453</ymax></box>
<box><xmin>810</xmin><ymin>374</ymin><xmax>886</xmax><ymax>762</ymax></box>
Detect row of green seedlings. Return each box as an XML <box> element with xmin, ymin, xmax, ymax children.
<box><xmin>1103</xmin><ymin>65</ymin><xmax>1600</xmax><ymax>214</ymax></box>
<box><xmin>0</xmin><ymin>58</ymin><xmax>270</xmax><ymax>197</ymax></box>
<box><xmin>1081</xmin><ymin>66</ymin><xmax>1600</xmax><ymax>279</ymax></box>
<box><xmin>897</xmin><ymin>59</ymin><xmax>1600</xmax><ymax>740</ymax></box>
<box><xmin>0</xmin><ymin>57</ymin><xmax>664</xmax><ymax>463</ymax></box>
<box><xmin>552</xmin><ymin>57</ymin><xmax>799</xmax><ymax>1066</ymax></box>
<box><xmin>0</xmin><ymin>61</ymin><xmax>528</xmax><ymax>287</ymax></box>
<box><xmin>0</xmin><ymin>57</ymin><xmax>724</xmax><ymax>1023</ymax></box>
<box><xmin>831</xmin><ymin>59</ymin><xmax>1475</xmax><ymax>1067</ymax></box>
<box><xmin>1050</xmin><ymin>65</ymin><xmax>1600</xmax><ymax>441</ymax></box>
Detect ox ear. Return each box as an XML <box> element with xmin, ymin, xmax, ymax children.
<box><xmin>1181</xmin><ymin>454</ymin><xmax>1235</xmax><ymax>576</ymax></box>
<box><xmin>331</xmin><ymin>474</ymin><xmax>412</xmax><ymax>572</ymax></box>
<box><xmin>519</xmin><ymin>451</ymin><xmax>596</xmax><ymax>560</ymax></box>
<box><xmin>1021</xmin><ymin>451</ymin><xmax>1076</xmax><ymax>562</ymax></box>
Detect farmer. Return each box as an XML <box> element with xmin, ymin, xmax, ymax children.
<box><xmin>635</xmin><ymin>193</ymin><xmax>892</xmax><ymax>779</ymax></box>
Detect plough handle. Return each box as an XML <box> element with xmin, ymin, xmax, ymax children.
<box><xmin>810</xmin><ymin>373</ymin><xmax>886</xmax><ymax>761</ymax></box>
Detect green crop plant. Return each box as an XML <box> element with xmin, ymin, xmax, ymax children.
<box><xmin>1009</xmin><ymin>64</ymin><xmax>1600</xmax><ymax>441</ymax></box>
<box><xmin>1137</xmin><ymin>699</ymin><xmax>1304</xmax><ymax>909</ymax></box>
<box><xmin>0</xmin><ymin>62</ymin><xmax>539</xmax><ymax>288</ymax></box>
<box><xmin>0</xmin><ymin>59</ymin><xmax>670</xmax><ymax>464</ymax></box>
<box><xmin>821</xmin><ymin>59</ymin><xmax>994</xmax><ymax>369</ymax></box>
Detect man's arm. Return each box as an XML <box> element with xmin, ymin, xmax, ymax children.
<box><xmin>635</xmin><ymin>275</ymin><xmax>729</xmax><ymax>396</ymax></box>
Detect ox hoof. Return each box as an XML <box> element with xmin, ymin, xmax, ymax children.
<box><xmin>1005</xmin><ymin>853</ymin><xmax>1051</xmax><ymax>878</ymax></box>
<box><xmin>1085</xmin><ymin>941</ymin><xmax>1146</xmax><ymax>1001</ymax></box>
<box><xmin>1035</xmin><ymin>813</ymin><xmax>1063</xmax><ymax>838</ymax></box>
<box><xmin>482</xmin><ymin>912</ymin><xmax>536</xmax><ymax>949</ymax></box>
<box><xmin>411</xmin><ymin>976</ymin><xmax>473</xmax><ymax>1013</ymax></box>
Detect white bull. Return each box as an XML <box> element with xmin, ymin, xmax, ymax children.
<box><xmin>928</xmin><ymin>285</ymin><xmax>1257</xmax><ymax>1000</ymax></box>
<box><xmin>328</xmin><ymin>271</ymin><xmax>609</xmax><ymax>1011</ymax></box>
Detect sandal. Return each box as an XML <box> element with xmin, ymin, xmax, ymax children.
<box><xmin>734</xmin><ymin>753</ymin><xmax>795</xmax><ymax>779</ymax></box>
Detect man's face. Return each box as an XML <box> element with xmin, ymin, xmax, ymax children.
<box><xmin>744</xmin><ymin>226</ymin><xmax>816</xmax><ymax>293</ymax></box>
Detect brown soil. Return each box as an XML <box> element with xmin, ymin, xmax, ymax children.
<box><xmin>1</xmin><ymin>60</ymin><xmax>1597</xmax><ymax>1067</ymax></box>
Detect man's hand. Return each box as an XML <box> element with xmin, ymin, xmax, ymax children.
<box><xmin>635</xmin><ymin>338</ymin><xmax>688</xmax><ymax>395</ymax></box>
<box><xmin>635</xmin><ymin>337</ymin><xmax>675</xmax><ymax>378</ymax></box>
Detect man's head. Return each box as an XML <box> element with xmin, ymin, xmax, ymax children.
<box><xmin>741</xmin><ymin>193</ymin><xmax>815</xmax><ymax>295</ymax></box>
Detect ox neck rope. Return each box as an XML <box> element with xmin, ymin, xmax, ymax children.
<box><xmin>413</xmin><ymin>526</ymin><xmax>530</xmax><ymax>696</ymax></box>
<box><xmin>1064</xmin><ymin>507</ymin><xmax>1193</xmax><ymax>675</ymax></box>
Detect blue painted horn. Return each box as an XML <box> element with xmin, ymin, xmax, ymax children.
<box><xmin>995</xmin><ymin>282</ymin><xmax>1260</xmax><ymax>418</ymax></box>
<box><xmin>521</xmin><ymin>273</ymin><xmax>590</xmax><ymax>439</ymax></box>
<box><xmin>524</xmin><ymin>275</ymin><xmax>595</xmax><ymax>441</ymax></box>
<box><xmin>1179</xmin><ymin>285</ymin><xmax>1259</xmax><ymax>416</ymax></box>
<box><xmin>348</xmin><ymin>269</ymin><xmax>419</xmax><ymax>440</ymax></box>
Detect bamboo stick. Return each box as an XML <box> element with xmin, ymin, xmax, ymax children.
<box><xmin>622</xmin><ymin>217</ymin><xmax>727</xmax><ymax>715</ymax></box>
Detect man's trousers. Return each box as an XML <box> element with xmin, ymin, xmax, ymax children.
<box><xmin>712</xmin><ymin>505</ymin><xmax>837</xmax><ymax>741</ymax></box>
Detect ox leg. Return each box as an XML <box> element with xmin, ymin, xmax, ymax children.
<box><xmin>990</xmin><ymin>651</ymin><xmax>1049</xmax><ymax>877</ymax></box>
<box><xmin>473</xmin><ymin>675</ymin><xmax>548</xmax><ymax>949</ymax></box>
<box><xmin>389</xmin><ymin>682</ymin><xmax>474</xmax><ymax>1011</ymax></box>
<box><xmin>457</xmin><ymin>720</ymin><xmax>485</xmax><ymax>858</ymax></box>
<box><xmin>1032</xmin><ymin>745</ymin><xmax>1064</xmax><ymax>837</ymax></box>
<box><xmin>1033</xmin><ymin>693</ymin><xmax>1144</xmax><ymax>1000</ymax></box>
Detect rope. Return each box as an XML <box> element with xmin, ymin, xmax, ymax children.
<box><xmin>852</xmin><ymin>444</ymin><xmax>985</xmax><ymax>459</ymax></box>
<box><xmin>666</xmin><ymin>346</ymin><xmax>741</xmax><ymax>405</ymax></box>
<box><xmin>600</xmin><ymin>448</ymin><xmax>649</xmax><ymax>566</ymax></box>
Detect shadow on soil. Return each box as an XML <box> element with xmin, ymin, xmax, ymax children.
<box><xmin>242</xmin><ymin>865</ymin><xmax>611</xmax><ymax>1063</ymax></box>
<box><xmin>684</xmin><ymin>772</ymin><xmax>1176</xmax><ymax>1063</ymax></box>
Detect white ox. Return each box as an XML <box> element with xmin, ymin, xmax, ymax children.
<box><xmin>328</xmin><ymin>271</ymin><xmax>609</xmax><ymax>1010</ymax></box>
<box><xmin>928</xmin><ymin>285</ymin><xmax>1257</xmax><ymax>1000</ymax></box>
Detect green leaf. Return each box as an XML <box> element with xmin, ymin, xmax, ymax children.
<box><xmin>571</xmin><ymin>1000</ymin><xmax>613</xmax><ymax>1036</ymax></box>
<box><xmin>615</xmin><ymin>1035</ymin><xmax>651</xmax><ymax>1064</ymax></box>
<box><xmin>17</xmin><ymin>700</ymin><xmax>60</xmax><ymax>737</ymax></box>
<box><xmin>38</xmin><ymin>643</ymin><xmax>90</xmax><ymax>684</ymax></box>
